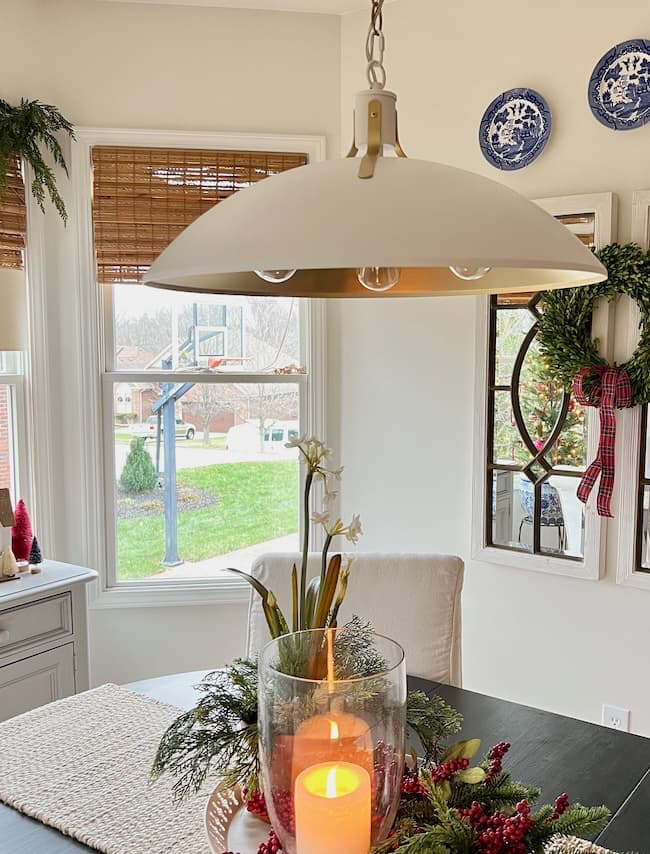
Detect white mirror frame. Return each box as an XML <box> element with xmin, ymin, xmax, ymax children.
<box><xmin>471</xmin><ymin>192</ymin><xmax>617</xmax><ymax>580</ymax></box>
<box><xmin>615</xmin><ymin>191</ymin><xmax>650</xmax><ymax>590</ymax></box>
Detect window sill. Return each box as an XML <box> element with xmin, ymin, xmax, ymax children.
<box><xmin>471</xmin><ymin>544</ymin><xmax>601</xmax><ymax>581</ymax></box>
<box><xmin>88</xmin><ymin>577</ymin><xmax>250</xmax><ymax>609</ymax></box>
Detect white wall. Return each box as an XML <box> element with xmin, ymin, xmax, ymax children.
<box><xmin>339</xmin><ymin>0</ymin><xmax>650</xmax><ymax>733</ymax></box>
<box><xmin>2</xmin><ymin>0</ymin><xmax>340</xmax><ymax>685</ymax></box>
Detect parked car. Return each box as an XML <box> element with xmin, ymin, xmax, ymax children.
<box><xmin>131</xmin><ymin>415</ymin><xmax>195</xmax><ymax>440</ymax></box>
<box><xmin>226</xmin><ymin>420</ymin><xmax>299</xmax><ymax>452</ymax></box>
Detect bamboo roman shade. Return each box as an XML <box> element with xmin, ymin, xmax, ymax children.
<box><xmin>0</xmin><ymin>157</ymin><xmax>26</xmax><ymax>270</ymax></box>
<box><xmin>91</xmin><ymin>146</ymin><xmax>308</xmax><ymax>286</ymax></box>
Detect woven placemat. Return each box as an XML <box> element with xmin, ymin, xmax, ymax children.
<box><xmin>0</xmin><ymin>683</ymin><xmax>210</xmax><ymax>853</ymax></box>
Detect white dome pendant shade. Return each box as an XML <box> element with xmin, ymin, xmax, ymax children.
<box><xmin>143</xmin><ymin>1</ymin><xmax>606</xmax><ymax>299</ymax></box>
<box><xmin>144</xmin><ymin>155</ymin><xmax>606</xmax><ymax>297</ymax></box>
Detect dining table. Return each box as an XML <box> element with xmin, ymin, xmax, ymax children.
<box><xmin>0</xmin><ymin>671</ymin><xmax>649</xmax><ymax>853</ymax></box>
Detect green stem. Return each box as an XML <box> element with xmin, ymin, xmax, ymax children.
<box><xmin>299</xmin><ymin>471</ymin><xmax>313</xmax><ymax>629</ymax></box>
<box><xmin>320</xmin><ymin>533</ymin><xmax>333</xmax><ymax>587</ymax></box>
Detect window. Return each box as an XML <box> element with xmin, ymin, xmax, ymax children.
<box><xmin>472</xmin><ymin>194</ymin><xmax>615</xmax><ymax>578</ymax></box>
<box><xmin>0</xmin><ymin>159</ymin><xmax>29</xmax><ymax>511</ymax></box>
<box><xmin>0</xmin><ymin>365</ymin><xmax>21</xmax><ymax>499</ymax></box>
<box><xmin>75</xmin><ymin>129</ymin><xmax>326</xmax><ymax>603</ymax></box>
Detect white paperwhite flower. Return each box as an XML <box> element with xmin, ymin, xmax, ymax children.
<box><xmin>285</xmin><ymin>434</ymin><xmax>307</xmax><ymax>449</ymax></box>
<box><xmin>323</xmin><ymin>488</ymin><xmax>338</xmax><ymax>503</ymax></box>
<box><xmin>345</xmin><ymin>514</ymin><xmax>363</xmax><ymax>545</ymax></box>
<box><xmin>311</xmin><ymin>510</ymin><xmax>330</xmax><ymax>526</ymax></box>
<box><xmin>328</xmin><ymin>466</ymin><xmax>344</xmax><ymax>481</ymax></box>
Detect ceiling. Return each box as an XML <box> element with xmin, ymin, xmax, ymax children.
<box><xmin>101</xmin><ymin>0</ymin><xmax>372</xmax><ymax>13</ymax></box>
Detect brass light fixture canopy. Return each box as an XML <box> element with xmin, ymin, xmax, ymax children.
<box><xmin>144</xmin><ymin>2</ymin><xmax>607</xmax><ymax>298</ymax></box>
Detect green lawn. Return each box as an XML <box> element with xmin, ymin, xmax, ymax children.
<box><xmin>117</xmin><ymin>461</ymin><xmax>299</xmax><ymax>579</ymax></box>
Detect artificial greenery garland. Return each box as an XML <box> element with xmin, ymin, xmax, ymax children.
<box><xmin>537</xmin><ymin>243</ymin><xmax>650</xmax><ymax>406</ymax></box>
<box><xmin>0</xmin><ymin>98</ymin><xmax>75</xmax><ymax>223</ymax></box>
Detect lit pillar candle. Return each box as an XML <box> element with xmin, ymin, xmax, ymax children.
<box><xmin>294</xmin><ymin>762</ymin><xmax>371</xmax><ymax>854</ymax></box>
<box><xmin>292</xmin><ymin>714</ymin><xmax>374</xmax><ymax>784</ymax></box>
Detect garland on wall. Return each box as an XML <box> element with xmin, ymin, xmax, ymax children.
<box><xmin>537</xmin><ymin>242</ymin><xmax>650</xmax><ymax>516</ymax></box>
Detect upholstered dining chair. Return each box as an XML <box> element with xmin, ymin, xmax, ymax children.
<box><xmin>246</xmin><ymin>553</ymin><xmax>464</xmax><ymax>686</ymax></box>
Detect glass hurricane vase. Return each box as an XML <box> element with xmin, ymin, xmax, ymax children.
<box><xmin>258</xmin><ymin>628</ymin><xmax>407</xmax><ymax>854</ymax></box>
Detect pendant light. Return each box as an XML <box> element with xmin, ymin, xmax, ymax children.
<box><xmin>144</xmin><ymin>1</ymin><xmax>606</xmax><ymax>298</ymax></box>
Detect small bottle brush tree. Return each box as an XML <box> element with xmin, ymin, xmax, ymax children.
<box><xmin>11</xmin><ymin>499</ymin><xmax>33</xmax><ymax>562</ymax></box>
<box><xmin>120</xmin><ymin>438</ymin><xmax>157</xmax><ymax>493</ymax></box>
<box><xmin>29</xmin><ymin>536</ymin><xmax>42</xmax><ymax>566</ymax></box>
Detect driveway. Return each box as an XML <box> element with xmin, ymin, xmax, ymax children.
<box><xmin>114</xmin><ymin>441</ymin><xmax>297</xmax><ymax>477</ymax></box>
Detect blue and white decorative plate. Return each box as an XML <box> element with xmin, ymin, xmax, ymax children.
<box><xmin>588</xmin><ymin>39</ymin><xmax>650</xmax><ymax>130</ymax></box>
<box><xmin>479</xmin><ymin>88</ymin><xmax>552</xmax><ymax>171</ymax></box>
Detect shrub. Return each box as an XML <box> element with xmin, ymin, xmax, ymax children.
<box><xmin>119</xmin><ymin>438</ymin><xmax>157</xmax><ymax>493</ymax></box>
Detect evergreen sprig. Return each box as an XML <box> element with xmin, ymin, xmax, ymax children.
<box><xmin>151</xmin><ymin>660</ymin><xmax>260</xmax><ymax>802</ymax></box>
<box><xmin>0</xmin><ymin>98</ymin><xmax>75</xmax><ymax>222</ymax></box>
<box><xmin>406</xmin><ymin>690</ymin><xmax>463</xmax><ymax>763</ymax></box>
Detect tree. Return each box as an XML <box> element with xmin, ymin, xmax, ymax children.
<box><xmin>114</xmin><ymin>308</ymin><xmax>173</xmax><ymax>361</ymax></box>
<box><xmin>186</xmin><ymin>385</ymin><xmax>236</xmax><ymax>446</ymax></box>
<box><xmin>120</xmin><ymin>438</ymin><xmax>157</xmax><ymax>493</ymax></box>
<box><xmin>243</xmin><ymin>299</ymin><xmax>300</xmax><ymax>451</ymax></box>
<box><xmin>29</xmin><ymin>536</ymin><xmax>42</xmax><ymax>566</ymax></box>
<box><xmin>493</xmin><ymin>311</ymin><xmax>586</xmax><ymax>468</ymax></box>
<box><xmin>246</xmin><ymin>384</ymin><xmax>298</xmax><ymax>452</ymax></box>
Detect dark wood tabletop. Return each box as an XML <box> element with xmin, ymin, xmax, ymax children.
<box><xmin>1</xmin><ymin>672</ymin><xmax>648</xmax><ymax>853</ymax></box>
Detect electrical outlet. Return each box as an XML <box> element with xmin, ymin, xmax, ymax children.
<box><xmin>601</xmin><ymin>704</ymin><xmax>630</xmax><ymax>731</ymax></box>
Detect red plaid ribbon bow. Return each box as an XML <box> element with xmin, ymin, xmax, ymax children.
<box><xmin>573</xmin><ymin>366</ymin><xmax>633</xmax><ymax>518</ymax></box>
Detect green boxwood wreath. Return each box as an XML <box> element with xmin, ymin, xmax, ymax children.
<box><xmin>538</xmin><ymin>242</ymin><xmax>650</xmax><ymax>407</ymax></box>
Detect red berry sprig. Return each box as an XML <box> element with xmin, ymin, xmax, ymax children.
<box><xmin>430</xmin><ymin>757</ymin><xmax>470</xmax><ymax>782</ymax></box>
<box><xmin>244</xmin><ymin>789</ymin><xmax>270</xmax><ymax>823</ymax></box>
<box><xmin>257</xmin><ymin>830</ymin><xmax>282</xmax><ymax>853</ymax></box>
<box><xmin>459</xmin><ymin>799</ymin><xmax>534</xmax><ymax>854</ymax></box>
<box><xmin>551</xmin><ymin>792</ymin><xmax>570</xmax><ymax>819</ymax></box>
<box><xmin>484</xmin><ymin>741</ymin><xmax>511</xmax><ymax>784</ymax></box>
<box><xmin>400</xmin><ymin>768</ymin><xmax>428</xmax><ymax>798</ymax></box>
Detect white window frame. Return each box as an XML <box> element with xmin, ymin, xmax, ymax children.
<box><xmin>0</xmin><ymin>353</ymin><xmax>31</xmax><ymax>509</ymax></box>
<box><xmin>471</xmin><ymin>192</ymin><xmax>617</xmax><ymax>580</ymax></box>
<box><xmin>615</xmin><ymin>190</ymin><xmax>650</xmax><ymax>590</ymax></box>
<box><xmin>70</xmin><ymin>127</ymin><xmax>327</xmax><ymax>609</ymax></box>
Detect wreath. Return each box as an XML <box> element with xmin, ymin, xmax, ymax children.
<box><xmin>538</xmin><ymin>242</ymin><xmax>650</xmax><ymax>406</ymax></box>
<box><xmin>537</xmin><ymin>242</ymin><xmax>650</xmax><ymax>517</ymax></box>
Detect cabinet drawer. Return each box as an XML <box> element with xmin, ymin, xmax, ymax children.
<box><xmin>0</xmin><ymin>644</ymin><xmax>75</xmax><ymax>721</ymax></box>
<box><xmin>0</xmin><ymin>593</ymin><xmax>72</xmax><ymax>657</ymax></box>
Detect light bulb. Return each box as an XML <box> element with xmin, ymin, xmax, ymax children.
<box><xmin>254</xmin><ymin>269</ymin><xmax>297</xmax><ymax>284</ymax></box>
<box><xmin>357</xmin><ymin>267</ymin><xmax>401</xmax><ymax>292</ymax></box>
<box><xmin>449</xmin><ymin>265</ymin><xmax>492</xmax><ymax>281</ymax></box>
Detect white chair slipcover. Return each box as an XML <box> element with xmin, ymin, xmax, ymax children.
<box><xmin>246</xmin><ymin>552</ymin><xmax>464</xmax><ymax>686</ymax></box>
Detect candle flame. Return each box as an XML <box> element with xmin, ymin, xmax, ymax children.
<box><xmin>329</xmin><ymin>720</ymin><xmax>339</xmax><ymax>740</ymax></box>
<box><xmin>325</xmin><ymin>766</ymin><xmax>338</xmax><ymax>798</ymax></box>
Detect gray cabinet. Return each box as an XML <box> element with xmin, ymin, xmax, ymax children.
<box><xmin>0</xmin><ymin>562</ymin><xmax>97</xmax><ymax>721</ymax></box>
